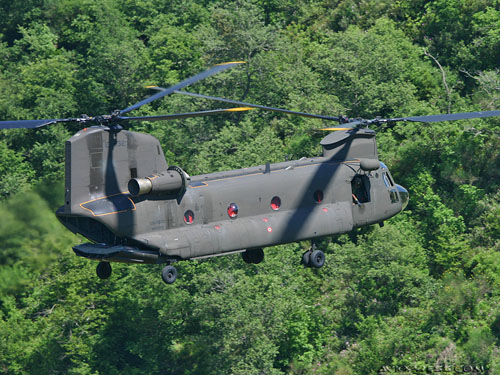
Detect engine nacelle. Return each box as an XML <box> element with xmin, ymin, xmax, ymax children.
<box><xmin>128</xmin><ymin>166</ymin><xmax>190</xmax><ymax>197</ymax></box>
<box><xmin>359</xmin><ymin>158</ymin><xmax>380</xmax><ymax>171</ymax></box>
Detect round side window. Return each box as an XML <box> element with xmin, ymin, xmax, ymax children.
<box><xmin>227</xmin><ymin>203</ymin><xmax>239</xmax><ymax>218</ymax></box>
<box><xmin>270</xmin><ymin>196</ymin><xmax>281</xmax><ymax>210</ymax></box>
<box><xmin>184</xmin><ymin>210</ymin><xmax>194</xmax><ymax>224</ymax></box>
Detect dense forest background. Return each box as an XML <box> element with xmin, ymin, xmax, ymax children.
<box><xmin>0</xmin><ymin>0</ymin><xmax>499</xmax><ymax>374</ymax></box>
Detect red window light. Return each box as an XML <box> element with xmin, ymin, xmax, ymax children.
<box><xmin>227</xmin><ymin>203</ymin><xmax>238</xmax><ymax>218</ymax></box>
<box><xmin>270</xmin><ymin>196</ymin><xmax>281</xmax><ymax>210</ymax></box>
<box><xmin>184</xmin><ymin>210</ymin><xmax>194</xmax><ymax>224</ymax></box>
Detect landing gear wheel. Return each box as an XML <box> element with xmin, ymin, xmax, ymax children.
<box><xmin>301</xmin><ymin>250</ymin><xmax>312</xmax><ymax>267</ymax></box>
<box><xmin>242</xmin><ymin>248</ymin><xmax>264</xmax><ymax>264</ymax></box>
<box><xmin>241</xmin><ymin>250</ymin><xmax>252</xmax><ymax>264</ymax></box>
<box><xmin>162</xmin><ymin>265</ymin><xmax>177</xmax><ymax>284</ymax></box>
<box><xmin>309</xmin><ymin>250</ymin><xmax>325</xmax><ymax>268</ymax></box>
<box><xmin>248</xmin><ymin>248</ymin><xmax>264</xmax><ymax>264</ymax></box>
<box><xmin>96</xmin><ymin>262</ymin><xmax>112</xmax><ymax>279</ymax></box>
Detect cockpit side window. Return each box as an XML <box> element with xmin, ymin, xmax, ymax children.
<box><xmin>389</xmin><ymin>189</ymin><xmax>399</xmax><ymax>203</ymax></box>
<box><xmin>382</xmin><ymin>171</ymin><xmax>398</xmax><ymax>203</ymax></box>
<box><xmin>382</xmin><ymin>172</ymin><xmax>394</xmax><ymax>187</ymax></box>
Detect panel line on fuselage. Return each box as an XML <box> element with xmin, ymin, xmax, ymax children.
<box><xmin>189</xmin><ymin>159</ymin><xmax>360</xmax><ymax>188</ymax></box>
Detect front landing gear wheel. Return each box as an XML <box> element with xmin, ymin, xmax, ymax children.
<box><xmin>162</xmin><ymin>265</ymin><xmax>177</xmax><ymax>284</ymax></box>
<box><xmin>96</xmin><ymin>262</ymin><xmax>112</xmax><ymax>279</ymax></box>
<box><xmin>309</xmin><ymin>250</ymin><xmax>325</xmax><ymax>268</ymax></box>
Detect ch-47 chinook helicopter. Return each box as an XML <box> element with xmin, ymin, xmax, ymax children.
<box><xmin>2</xmin><ymin>62</ymin><xmax>500</xmax><ymax>284</ymax></box>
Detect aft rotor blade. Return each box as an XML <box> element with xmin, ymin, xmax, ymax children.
<box><xmin>319</xmin><ymin>127</ymin><xmax>355</xmax><ymax>131</ymax></box>
<box><xmin>119</xmin><ymin>62</ymin><xmax>245</xmax><ymax>115</ymax></box>
<box><xmin>172</xmin><ymin>90</ymin><xmax>340</xmax><ymax>121</ymax></box>
<box><xmin>117</xmin><ymin>107</ymin><xmax>255</xmax><ymax>122</ymax></box>
<box><xmin>389</xmin><ymin>110</ymin><xmax>500</xmax><ymax>123</ymax></box>
<box><xmin>0</xmin><ymin>118</ymin><xmax>72</xmax><ymax>129</ymax></box>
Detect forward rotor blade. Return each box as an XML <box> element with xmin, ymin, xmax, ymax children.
<box><xmin>117</xmin><ymin>107</ymin><xmax>255</xmax><ymax>122</ymax></box>
<box><xmin>172</xmin><ymin>90</ymin><xmax>340</xmax><ymax>121</ymax></box>
<box><xmin>0</xmin><ymin>118</ymin><xmax>68</xmax><ymax>129</ymax></box>
<box><xmin>389</xmin><ymin>110</ymin><xmax>500</xmax><ymax>123</ymax></box>
<box><xmin>319</xmin><ymin>120</ymin><xmax>366</xmax><ymax>130</ymax></box>
<box><xmin>120</xmin><ymin>62</ymin><xmax>245</xmax><ymax>115</ymax></box>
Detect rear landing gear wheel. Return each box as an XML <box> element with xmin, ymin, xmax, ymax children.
<box><xmin>96</xmin><ymin>262</ymin><xmax>112</xmax><ymax>279</ymax></box>
<box><xmin>301</xmin><ymin>250</ymin><xmax>311</xmax><ymax>267</ymax></box>
<box><xmin>309</xmin><ymin>250</ymin><xmax>325</xmax><ymax>268</ymax></box>
<box><xmin>162</xmin><ymin>265</ymin><xmax>177</xmax><ymax>284</ymax></box>
<box><xmin>243</xmin><ymin>248</ymin><xmax>264</xmax><ymax>264</ymax></box>
<box><xmin>242</xmin><ymin>250</ymin><xmax>251</xmax><ymax>264</ymax></box>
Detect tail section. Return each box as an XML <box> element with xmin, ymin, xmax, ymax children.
<box><xmin>57</xmin><ymin>126</ymin><xmax>167</xmax><ymax>244</ymax></box>
<box><xmin>63</xmin><ymin>127</ymin><xmax>167</xmax><ymax>210</ymax></box>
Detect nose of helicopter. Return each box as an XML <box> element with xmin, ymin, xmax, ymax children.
<box><xmin>396</xmin><ymin>184</ymin><xmax>409</xmax><ymax>211</ymax></box>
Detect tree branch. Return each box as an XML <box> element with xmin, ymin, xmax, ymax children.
<box><xmin>424</xmin><ymin>49</ymin><xmax>452</xmax><ymax>113</ymax></box>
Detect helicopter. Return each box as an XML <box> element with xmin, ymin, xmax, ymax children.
<box><xmin>1</xmin><ymin>61</ymin><xmax>499</xmax><ymax>284</ymax></box>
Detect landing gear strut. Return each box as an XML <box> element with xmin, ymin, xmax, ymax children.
<box><xmin>96</xmin><ymin>261</ymin><xmax>112</xmax><ymax>279</ymax></box>
<box><xmin>242</xmin><ymin>248</ymin><xmax>264</xmax><ymax>264</ymax></box>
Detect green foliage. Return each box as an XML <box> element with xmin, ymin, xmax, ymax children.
<box><xmin>191</xmin><ymin>120</ymin><xmax>285</xmax><ymax>173</ymax></box>
<box><xmin>0</xmin><ymin>185</ymin><xmax>76</xmax><ymax>297</ymax></box>
<box><xmin>198</xmin><ymin>0</ymin><xmax>278</xmax><ymax>62</ymax></box>
<box><xmin>310</xmin><ymin>18</ymin><xmax>444</xmax><ymax>119</ymax></box>
<box><xmin>410</xmin><ymin>0</ymin><xmax>500</xmax><ymax>74</ymax></box>
<box><xmin>407</xmin><ymin>172</ymin><xmax>467</xmax><ymax>274</ymax></box>
<box><xmin>329</xmin><ymin>218</ymin><xmax>431</xmax><ymax>317</ymax></box>
<box><xmin>147</xmin><ymin>24</ymin><xmax>204</xmax><ymax>85</ymax></box>
<box><xmin>0</xmin><ymin>140</ymin><xmax>34</xmax><ymax>198</ymax></box>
